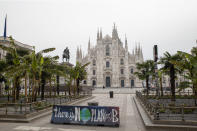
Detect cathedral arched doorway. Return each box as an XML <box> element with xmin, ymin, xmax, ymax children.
<box><xmin>121</xmin><ymin>80</ymin><xmax>124</xmax><ymax>87</ymax></box>
<box><xmin>131</xmin><ymin>79</ymin><xmax>135</xmax><ymax>88</ymax></box>
<box><xmin>92</xmin><ymin>80</ymin><xmax>96</xmax><ymax>87</ymax></box>
<box><xmin>106</xmin><ymin>76</ymin><xmax>111</xmax><ymax>87</ymax></box>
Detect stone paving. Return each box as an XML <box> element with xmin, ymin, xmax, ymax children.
<box><xmin>0</xmin><ymin>90</ymin><xmax>147</xmax><ymax>131</ymax></box>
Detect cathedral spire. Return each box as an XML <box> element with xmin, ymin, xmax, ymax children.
<box><xmin>97</xmin><ymin>28</ymin><xmax>100</xmax><ymax>41</ymax></box>
<box><xmin>88</xmin><ymin>37</ymin><xmax>91</xmax><ymax>53</ymax></box>
<box><xmin>76</xmin><ymin>46</ymin><xmax>79</xmax><ymax>62</ymax></box>
<box><xmin>112</xmin><ymin>23</ymin><xmax>118</xmax><ymax>40</ymax></box>
<box><xmin>125</xmin><ymin>34</ymin><xmax>128</xmax><ymax>51</ymax></box>
<box><xmin>135</xmin><ymin>44</ymin><xmax>138</xmax><ymax>55</ymax></box>
<box><xmin>3</xmin><ymin>15</ymin><xmax>7</xmax><ymax>38</ymax></box>
<box><xmin>100</xmin><ymin>28</ymin><xmax>102</xmax><ymax>40</ymax></box>
<box><xmin>113</xmin><ymin>23</ymin><xmax>116</xmax><ymax>30</ymax></box>
<box><xmin>79</xmin><ymin>46</ymin><xmax>82</xmax><ymax>59</ymax></box>
<box><xmin>140</xmin><ymin>46</ymin><xmax>144</xmax><ymax>61</ymax></box>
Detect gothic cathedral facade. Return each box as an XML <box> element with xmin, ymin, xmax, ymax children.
<box><xmin>76</xmin><ymin>24</ymin><xmax>144</xmax><ymax>88</ymax></box>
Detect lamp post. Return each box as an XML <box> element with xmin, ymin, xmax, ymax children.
<box><xmin>153</xmin><ymin>45</ymin><xmax>160</xmax><ymax>97</ymax></box>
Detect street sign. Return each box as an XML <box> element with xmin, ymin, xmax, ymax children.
<box><xmin>51</xmin><ymin>105</ymin><xmax>120</xmax><ymax>127</ymax></box>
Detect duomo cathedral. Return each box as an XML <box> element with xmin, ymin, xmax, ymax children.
<box><xmin>76</xmin><ymin>24</ymin><xmax>144</xmax><ymax>88</ymax></box>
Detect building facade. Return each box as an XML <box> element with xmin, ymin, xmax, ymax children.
<box><xmin>0</xmin><ymin>16</ymin><xmax>34</xmax><ymax>95</ymax></box>
<box><xmin>76</xmin><ymin>24</ymin><xmax>144</xmax><ymax>88</ymax></box>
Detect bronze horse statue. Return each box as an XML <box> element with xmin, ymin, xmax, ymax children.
<box><xmin>62</xmin><ymin>47</ymin><xmax>70</xmax><ymax>62</ymax></box>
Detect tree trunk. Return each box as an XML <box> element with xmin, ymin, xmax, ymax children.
<box><xmin>146</xmin><ymin>76</ymin><xmax>149</xmax><ymax>96</ymax></box>
<box><xmin>16</xmin><ymin>77</ymin><xmax>20</xmax><ymax>101</ymax></box>
<box><xmin>0</xmin><ymin>84</ymin><xmax>1</xmax><ymax>98</ymax></box>
<box><xmin>73</xmin><ymin>79</ymin><xmax>76</xmax><ymax>96</ymax></box>
<box><xmin>77</xmin><ymin>79</ymin><xmax>80</xmax><ymax>95</ymax></box>
<box><xmin>38</xmin><ymin>84</ymin><xmax>41</xmax><ymax>96</ymax></box>
<box><xmin>8</xmin><ymin>89</ymin><xmax>10</xmax><ymax>102</ymax></box>
<box><xmin>29</xmin><ymin>80</ymin><xmax>31</xmax><ymax>100</ymax></box>
<box><xmin>56</xmin><ymin>75</ymin><xmax>59</xmax><ymax>95</ymax></box>
<box><xmin>68</xmin><ymin>76</ymin><xmax>71</xmax><ymax>96</ymax></box>
<box><xmin>195</xmin><ymin>90</ymin><xmax>197</xmax><ymax>106</ymax></box>
<box><xmin>49</xmin><ymin>79</ymin><xmax>52</xmax><ymax>98</ymax></box>
<box><xmin>193</xmin><ymin>84</ymin><xmax>197</xmax><ymax>106</ymax></box>
<box><xmin>12</xmin><ymin>78</ymin><xmax>17</xmax><ymax>103</ymax></box>
<box><xmin>68</xmin><ymin>84</ymin><xmax>71</xmax><ymax>96</ymax></box>
<box><xmin>34</xmin><ymin>89</ymin><xmax>37</xmax><ymax>102</ymax></box>
<box><xmin>31</xmin><ymin>77</ymin><xmax>36</xmax><ymax>102</ymax></box>
<box><xmin>25</xmin><ymin>73</ymin><xmax>27</xmax><ymax>103</ymax></box>
<box><xmin>160</xmin><ymin>76</ymin><xmax>163</xmax><ymax>97</ymax></box>
<box><xmin>34</xmin><ymin>79</ymin><xmax>40</xmax><ymax>102</ymax></box>
<box><xmin>41</xmin><ymin>78</ymin><xmax>45</xmax><ymax>100</ymax></box>
<box><xmin>170</xmin><ymin>65</ymin><xmax>176</xmax><ymax>101</ymax></box>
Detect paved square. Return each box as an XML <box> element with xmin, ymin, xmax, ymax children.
<box><xmin>0</xmin><ymin>91</ymin><xmax>147</xmax><ymax>131</ymax></box>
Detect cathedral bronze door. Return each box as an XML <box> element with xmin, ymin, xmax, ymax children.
<box><xmin>106</xmin><ymin>77</ymin><xmax>110</xmax><ymax>87</ymax></box>
<box><xmin>121</xmin><ymin>80</ymin><xmax>124</xmax><ymax>87</ymax></box>
<box><xmin>131</xmin><ymin>79</ymin><xmax>134</xmax><ymax>88</ymax></box>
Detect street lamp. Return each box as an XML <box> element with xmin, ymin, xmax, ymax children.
<box><xmin>153</xmin><ymin>45</ymin><xmax>160</xmax><ymax>97</ymax></box>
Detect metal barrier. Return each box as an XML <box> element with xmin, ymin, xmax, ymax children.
<box><xmin>0</xmin><ymin>90</ymin><xmax>92</xmax><ymax>116</ymax></box>
<box><xmin>136</xmin><ymin>91</ymin><xmax>197</xmax><ymax>121</ymax></box>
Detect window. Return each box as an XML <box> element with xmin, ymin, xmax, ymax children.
<box><xmin>121</xmin><ymin>69</ymin><xmax>124</xmax><ymax>74</ymax></box>
<box><xmin>93</xmin><ymin>59</ymin><xmax>96</xmax><ymax>66</ymax></box>
<box><xmin>106</xmin><ymin>45</ymin><xmax>110</xmax><ymax>56</ymax></box>
<box><xmin>130</xmin><ymin>68</ymin><xmax>133</xmax><ymax>74</ymax></box>
<box><xmin>120</xmin><ymin>58</ymin><xmax>124</xmax><ymax>65</ymax></box>
<box><xmin>93</xmin><ymin>70</ymin><xmax>96</xmax><ymax>75</ymax></box>
<box><xmin>106</xmin><ymin>61</ymin><xmax>110</xmax><ymax>68</ymax></box>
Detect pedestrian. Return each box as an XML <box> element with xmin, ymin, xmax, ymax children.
<box><xmin>103</xmin><ymin>85</ymin><xmax>105</xmax><ymax>89</ymax></box>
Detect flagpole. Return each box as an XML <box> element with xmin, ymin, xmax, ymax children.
<box><xmin>3</xmin><ymin>14</ymin><xmax>7</xmax><ymax>39</ymax></box>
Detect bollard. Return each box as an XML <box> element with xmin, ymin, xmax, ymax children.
<box><xmin>30</xmin><ymin>103</ymin><xmax>32</xmax><ymax>112</ymax></box>
<box><xmin>25</xmin><ymin>103</ymin><xmax>27</xmax><ymax>114</ymax></box>
<box><xmin>109</xmin><ymin>91</ymin><xmax>113</xmax><ymax>98</ymax></box>
<box><xmin>156</xmin><ymin>111</ymin><xmax>160</xmax><ymax>120</ymax></box>
<box><xmin>181</xmin><ymin>104</ymin><xmax>185</xmax><ymax>121</ymax></box>
<box><xmin>53</xmin><ymin>96</ymin><xmax>55</xmax><ymax>105</ymax></box>
<box><xmin>5</xmin><ymin>103</ymin><xmax>8</xmax><ymax>115</ymax></box>
<box><xmin>20</xmin><ymin>100</ymin><xmax>23</xmax><ymax>113</ymax></box>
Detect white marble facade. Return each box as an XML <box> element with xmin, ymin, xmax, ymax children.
<box><xmin>76</xmin><ymin>24</ymin><xmax>144</xmax><ymax>88</ymax></box>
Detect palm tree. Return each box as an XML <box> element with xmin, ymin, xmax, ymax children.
<box><xmin>134</xmin><ymin>60</ymin><xmax>155</xmax><ymax>95</ymax></box>
<box><xmin>66</xmin><ymin>62</ymin><xmax>89</xmax><ymax>96</ymax></box>
<box><xmin>159</xmin><ymin>52</ymin><xmax>182</xmax><ymax>101</ymax></box>
<box><xmin>65</xmin><ymin>65</ymin><xmax>74</xmax><ymax>96</ymax></box>
<box><xmin>5</xmin><ymin>55</ymin><xmax>31</xmax><ymax>102</ymax></box>
<box><xmin>75</xmin><ymin>62</ymin><xmax>89</xmax><ymax>95</ymax></box>
<box><xmin>0</xmin><ymin>36</ymin><xmax>30</xmax><ymax>102</ymax></box>
<box><xmin>29</xmin><ymin>47</ymin><xmax>58</xmax><ymax>101</ymax></box>
<box><xmin>40</xmin><ymin>55</ymin><xmax>63</xmax><ymax>100</ymax></box>
<box><xmin>171</xmin><ymin>48</ymin><xmax>197</xmax><ymax>104</ymax></box>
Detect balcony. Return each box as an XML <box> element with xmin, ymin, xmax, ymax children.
<box><xmin>104</xmin><ymin>66</ymin><xmax>112</xmax><ymax>72</ymax></box>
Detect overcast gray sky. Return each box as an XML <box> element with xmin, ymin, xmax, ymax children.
<box><xmin>0</xmin><ymin>0</ymin><xmax>197</xmax><ymax>64</ymax></box>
